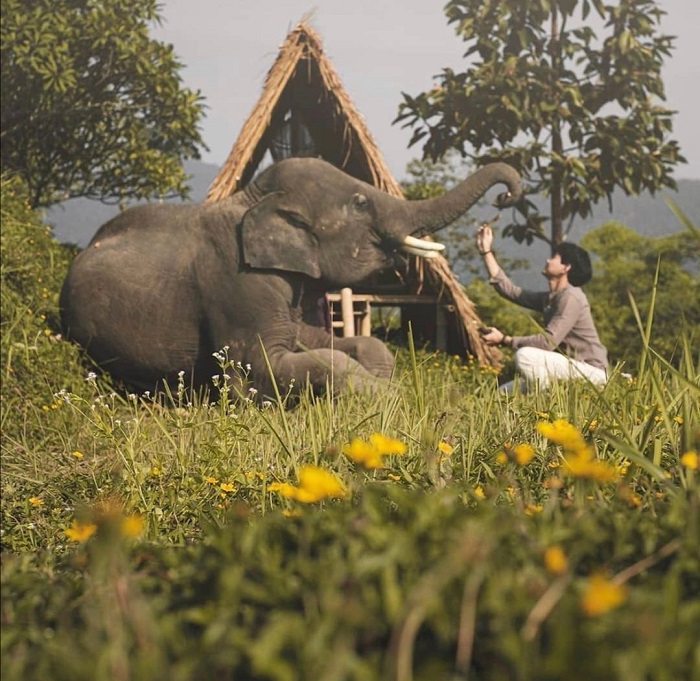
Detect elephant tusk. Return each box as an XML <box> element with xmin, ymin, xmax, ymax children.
<box><xmin>401</xmin><ymin>235</ymin><xmax>446</xmax><ymax>259</ymax></box>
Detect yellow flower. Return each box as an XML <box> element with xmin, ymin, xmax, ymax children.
<box><xmin>268</xmin><ymin>481</ymin><xmax>297</xmax><ymax>495</ymax></box>
<box><xmin>150</xmin><ymin>466</ymin><xmax>162</xmax><ymax>477</ymax></box>
<box><xmin>580</xmin><ymin>573</ymin><xmax>627</xmax><ymax>617</ymax></box>
<box><xmin>120</xmin><ymin>514</ymin><xmax>144</xmax><ymax>538</ymax></box>
<box><xmin>543</xmin><ymin>476</ymin><xmax>563</xmax><ymax>490</ymax></box>
<box><xmin>538</xmin><ymin>419</ymin><xmax>617</xmax><ymax>482</ymax></box>
<box><xmin>270</xmin><ymin>466</ymin><xmax>346</xmax><ymax>503</ymax></box>
<box><xmin>28</xmin><ymin>496</ymin><xmax>44</xmax><ymax>506</ymax></box>
<box><xmin>387</xmin><ymin>473</ymin><xmax>401</xmax><ymax>481</ymax></box>
<box><xmin>497</xmin><ymin>443</ymin><xmax>535</xmax><ymax>466</ymax></box>
<box><xmin>369</xmin><ymin>432</ymin><xmax>407</xmax><ymax>455</ymax></box>
<box><xmin>680</xmin><ymin>451</ymin><xmax>698</xmax><ymax>470</ymax></box>
<box><xmin>562</xmin><ymin>450</ymin><xmax>618</xmax><ymax>482</ymax></box>
<box><xmin>627</xmin><ymin>491</ymin><xmax>642</xmax><ymax>507</ymax></box>
<box><xmin>343</xmin><ymin>437</ymin><xmax>384</xmax><ymax>469</ymax></box>
<box><xmin>615</xmin><ymin>460</ymin><xmax>631</xmax><ymax>476</ymax></box>
<box><xmin>544</xmin><ymin>545</ymin><xmax>568</xmax><ymax>575</ymax></box>
<box><xmin>536</xmin><ymin>419</ymin><xmax>587</xmax><ymax>452</ymax></box>
<box><xmin>524</xmin><ymin>503</ymin><xmax>543</xmax><ymax>515</ymax></box>
<box><xmin>204</xmin><ymin>475</ymin><xmax>219</xmax><ymax>484</ymax></box>
<box><xmin>65</xmin><ymin>520</ymin><xmax>97</xmax><ymax>542</ymax></box>
<box><xmin>473</xmin><ymin>485</ymin><xmax>485</xmax><ymax>499</ymax></box>
<box><xmin>437</xmin><ymin>441</ymin><xmax>454</xmax><ymax>456</ymax></box>
<box><xmin>513</xmin><ymin>443</ymin><xmax>535</xmax><ymax>466</ymax></box>
<box><xmin>295</xmin><ymin>466</ymin><xmax>346</xmax><ymax>502</ymax></box>
<box><xmin>220</xmin><ymin>482</ymin><xmax>235</xmax><ymax>493</ymax></box>
<box><xmin>71</xmin><ymin>450</ymin><xmax>84</xmax><ymax>459</ymax></box>
<box><xmin>282</xmin><ymin>508</ymin><xmax>301</xmax><ymax>517</ymax></box>
<box><xmin>342</xmin><ymin>433</ymin><xmax>406</xmax><ymax>469</ymax></box>
<box><xmin>673</xmin><ymin>416</ymin><xmax>683</xmax><ymax>424</ymax></box>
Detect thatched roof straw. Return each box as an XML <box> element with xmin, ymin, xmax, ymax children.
<box><xmin>206</xmin><ymin>21</ymin><xmax>402</xmax><ymax>201</ymax></box>
<box><xmin>205</xmin><ymin>19</ymin><xmax>501</xmax><ymax>367</ymax></box>
<box><xmin>419</xmin><ymin>253</ymin><xmax>503</xmax><ymax>367</ymax></box>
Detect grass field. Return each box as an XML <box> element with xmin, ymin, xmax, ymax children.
<box><xmin>1</xmin><ymin>176</ymin><xmax>698</xmax><ymax>680</ymax></box>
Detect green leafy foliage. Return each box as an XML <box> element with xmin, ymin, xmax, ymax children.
<box><xmin>3</xmin><ymin>482</ymin><xmax>698</xmax><ymax>681</ymax></box>
<box><xmin>581</xmin><ymin>221</ymin><xmax>700</xmax><ymax>368</ymax></box>
<box><xmin>395</xmin><ymin>0</ymin><xmax>685</xmax><ymax>246</ymax></box>
<box><xmin>0</xmin><ymin>0</ymin><xmax>206</xmax><ymax>207</ymax></box>
<box><xmin>0</xmin><ymin>175</ymin><xmax>95</xmax><ymax>444</ymax></box>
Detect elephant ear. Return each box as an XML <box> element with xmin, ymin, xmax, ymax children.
<box><xmin>241</xmin><ymin>193</ymin><xmax>321</xmax><ymax>278</ymax></box>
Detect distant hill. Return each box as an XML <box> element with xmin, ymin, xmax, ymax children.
<box><xmin>46</xmin><ymin>161</ymin><xmax>698</xmax><ymax>288</ymax></box>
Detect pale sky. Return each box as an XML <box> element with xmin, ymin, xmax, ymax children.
<box><xmin>153</xmin><ymin>0</ymin><xmax>700</xmax><ymax>181</ymax></box>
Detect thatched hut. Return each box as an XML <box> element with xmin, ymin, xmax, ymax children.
<box><xmin>206</xmin><ymin>19</ymin><xmax>501</xmax><ymax>367</ymax></box>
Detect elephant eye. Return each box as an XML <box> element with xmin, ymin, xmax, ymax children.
<box><xmin>279</xmin><ymin>209</ymin><xmax>310</xmax><ymax>229</ymax></box>
<box><xmin>352</xmin><ymin>193</ymin><xmax>369</xmax><ymax>212</ymax></box>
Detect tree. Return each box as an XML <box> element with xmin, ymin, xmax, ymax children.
<box><xmin>580</xmin><ymin>220</ymin><xmax>699</xmax><ymax>367</ymax></box>
<box><xmin>395</xmin><ymin>0</ymin><xmax>685</xmax><ymax>248</ymax></box>
<box><xmin>1</xmin><ymin>0</ymin><xmax>206</xmax><ymax>208</ymax></box>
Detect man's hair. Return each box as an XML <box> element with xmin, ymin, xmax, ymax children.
<box><xmin>553</xmin><ymin>242</ymin><xmax>592</xmax><ymax>286</ymax></box>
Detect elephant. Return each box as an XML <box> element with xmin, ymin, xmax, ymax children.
<box><xmin>59</xmin><ymin>157</ymin><xmax>522</xmax><ymax>400</ymax></box>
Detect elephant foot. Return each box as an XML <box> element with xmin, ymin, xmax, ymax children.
<box><xmin>329</xmin><ymin>336</ymin><xmax>394</xmax><ymax>379</ymax></box>
<box><xmin>267</xmin><ymin>347</ymin><xmax>389</xmax><ymax>400</ymax></box>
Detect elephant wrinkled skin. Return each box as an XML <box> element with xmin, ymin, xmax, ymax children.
<box><xmin>60</xmin><ymin>158</ymin><xmax>522</xmax><ymax>399</ymax></box>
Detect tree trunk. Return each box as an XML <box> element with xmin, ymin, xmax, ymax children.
<box><xmin>549</xmin><ymin>7</ymin><xmax>564</xmax><ymax>248</ymax></box>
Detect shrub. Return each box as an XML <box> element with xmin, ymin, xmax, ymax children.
<box><xmin>1</xmin><ymin>174</ymin><xmax>93</xmax><ymax>443</ymax></box>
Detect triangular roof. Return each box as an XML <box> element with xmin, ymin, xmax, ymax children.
<box><xmin>205</xmin><ymin>19</ymin><xmax>501</xmax><ymax>367</ymax></box>
<box><xmin>206</xmin><ymin>20</ymin><xmax>402</xmax><ymax>201</ymax></box>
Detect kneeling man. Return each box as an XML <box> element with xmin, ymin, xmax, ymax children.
<box><xmin>475</xmin><ymin>223</ymin><xmax>608</xmax><ymax>392</ymax></box>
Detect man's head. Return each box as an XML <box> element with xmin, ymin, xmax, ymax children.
<box><xmin>550</xmin><ymin>242</ymin><xmax>592</xmax><ymax>287</ymax></box>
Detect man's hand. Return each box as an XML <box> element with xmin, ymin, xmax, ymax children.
<box><xmin>479</xmin><ymin>326</ymin><xmax>508</xmax><ymax>346</ymax></box>
<box><xmin>476</xmin><ymin>223</ymin><xmax>493</xmax><ymax>254</ymax></box>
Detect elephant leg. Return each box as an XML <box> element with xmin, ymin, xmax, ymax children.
<box><xmin>267</xmin><ymin>347</ymin><xmax>386</xmax><ymax>398</ymax></box>
<box><xmin>296</xmin><ymin>321</ymin><xmax>394</xmax><ymax>378</ymax></box>
<box><xmin>328</xmin><ymin>337</ymin><xmax>394</xmax><ymax>379</ymax></box>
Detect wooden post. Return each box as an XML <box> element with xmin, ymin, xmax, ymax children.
<box><xmin>340</xmin><ymin>287</ymin><xmax>355</xmax><ymax>337</ymax></box>
<box><xmin>360</xmin><ymin>300</ymin><xmax>372</xmax><ymax>336</ymax></box>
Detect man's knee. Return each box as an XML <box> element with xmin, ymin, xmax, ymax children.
<box><xmin>514</xmin><ymin>347</ymin><xmax>543</xmax><ymax>374</ymax></box>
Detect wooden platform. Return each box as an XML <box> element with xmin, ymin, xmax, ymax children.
<box><xmin>326</xmin><ymin>287</ymin><xmax>455</xmax><ymax>350</ymax></box>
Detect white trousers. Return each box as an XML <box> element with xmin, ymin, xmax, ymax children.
<box><xmin>500</xmin><ymin>347</ymin><xmax>608</xmax><ymax>393</ymax></box>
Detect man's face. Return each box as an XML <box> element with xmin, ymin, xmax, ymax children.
<box><xmin>542</xmin><ymin>252</ymin><xmax>570</xmax><ymax>279</ymax></box>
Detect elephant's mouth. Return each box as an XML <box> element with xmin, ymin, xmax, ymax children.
<box><xmin>399</xmin><ymin>235</ymin><xmax>446</xmax><ymax>260</ymax></box>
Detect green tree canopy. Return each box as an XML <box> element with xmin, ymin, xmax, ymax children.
<box><xmin>396</xmin><ymin>0</ymin><xmax>685</xmax><ymax>248</ymax></box>
<box><xmin>1</xmin><ymin>0</ymin><xmax>206</xmax><ymax>208</ymax></box>
<box><xmin>580</xmin><ymin>220</ymin><xmax>699</xmax><ymax>367</ymax></box>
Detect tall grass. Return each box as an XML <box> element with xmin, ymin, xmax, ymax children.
<box><xmin>1</xmin><ymin>175</ymin><xmax>698</xmax><ymax>680</ymax></box>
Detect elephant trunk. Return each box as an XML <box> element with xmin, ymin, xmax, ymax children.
<box><xmin>379</xmin><ymin>162</ymin><xmax>522</xmax><ymax>258</ymax></box>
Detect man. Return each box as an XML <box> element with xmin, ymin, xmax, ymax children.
<box><xmin>475</xmin><ymin>223</ymin><xmax>608</xmax><ymax>392</ymax></box>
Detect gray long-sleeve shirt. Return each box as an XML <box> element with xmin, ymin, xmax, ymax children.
<box><xmin>490</xmin><ymin>269</ymin><xmax>608</xmax><ymax>370</ymax></box>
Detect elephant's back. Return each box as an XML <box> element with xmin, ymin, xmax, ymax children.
<box><xmin>87</xmin><ymin>202</ymin><xmax>202</xmax><ymax>247</ymax></box>
<box><xmin>59</xmin><ymin>211</ymin><xmax>205</xmax><ymax>385</ymax></box>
